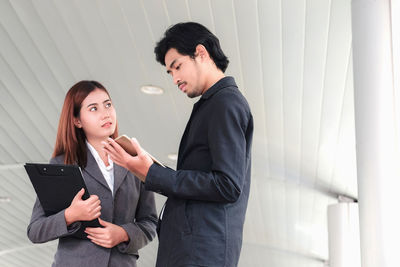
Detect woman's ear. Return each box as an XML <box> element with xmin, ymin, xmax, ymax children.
<box><xmin>73</xmin><ymin>117</ymin><xmax>82</xmax><ymax>128</ymax></box>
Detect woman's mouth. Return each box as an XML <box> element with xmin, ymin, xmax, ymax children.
<box><xmin>102</xmin><ymin>122</ymin><xmax>112</xmax><ymax>128</ymax></box>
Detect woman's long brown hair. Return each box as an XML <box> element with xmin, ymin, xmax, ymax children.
<box><xmin>52</xmin><ymin>81</ymin><xmax>118</xmax><ymax>168</ymax></box>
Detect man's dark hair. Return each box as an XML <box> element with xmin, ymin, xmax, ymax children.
<box><xmin>154</xmin><ymin>22</ymin><xmax>229</xmax><ymax>72</ymax></box>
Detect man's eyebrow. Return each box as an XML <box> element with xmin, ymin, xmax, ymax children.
<box><xmin>167</xmin><ymin>59</ymin><xmax>177</xmax><ymax>74</ymax></box>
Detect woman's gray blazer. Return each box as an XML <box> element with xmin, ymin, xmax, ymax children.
<box><xmin>27</xmin><ymin>151</ymin><xmax>158</xmax><ymax>267</ymax></box>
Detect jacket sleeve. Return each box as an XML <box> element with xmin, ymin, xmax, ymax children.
<box><xmin>27</xmin><ymin>198</ymin><xmax>82</xmax><ymax>243</ymax></box>
<box><xmin>145</xmin><ymin>94</ymin><xmax>253</xmax><ymax>203</ymax></box>
<box><xmin>117</xmin><ymin>182</ymin><xmax>158</xmax><ymax>254</ymax></box>
<box><xmin>26</xmin><ymin>157</ymin><xmax>82</xmax><ymax>243</ymax></box>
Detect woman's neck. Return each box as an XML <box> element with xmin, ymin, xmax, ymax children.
<box><xmin>87</xmin><ymin>137</ymin><xmax>110</xmax><ymax>166</ymax></box>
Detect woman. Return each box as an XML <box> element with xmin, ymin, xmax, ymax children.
<box><xmin>27</xmin><ymin>81</ymin><xmax>157</xmax><ymax>267</ymax></box>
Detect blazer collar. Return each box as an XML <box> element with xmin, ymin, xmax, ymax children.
<box><xmin>199</xmin><ymin>76</ymin><xmax>237</xmax><ymax>101</ymax></box>
<box><xmin>84</xmin><ymin>149</ymin><xmax>128</xmax><ymax>194</ymax></box>
<box><xmin>84</xmin><ymin>150</ymin><xmax>109</xmax><ymax>190</ymax></box>
<box><xmin>113</xmin><ymin>163</ymin><xmax>128</xmax><ymax>195</ymax></box>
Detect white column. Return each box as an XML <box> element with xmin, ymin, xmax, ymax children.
<box><xmin>351</xmin><ymin>1</ymin><xmax>400</xmax><ymax>267</ymax></box>
<box><xmin>327</xmin><ymin>202</ymin><xmax>361</xmax><ymax>267</ymax></box>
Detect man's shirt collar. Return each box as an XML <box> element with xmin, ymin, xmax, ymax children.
<box><xmin>200</xmin><ymin>76</ymin><xmax>237</xmax><ymax>101</ymax></box>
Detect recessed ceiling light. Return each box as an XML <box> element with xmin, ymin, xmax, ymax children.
<box><xmin>140</xmin><ymin>85</ymin><xmax>164</xmax><ymax>95</ymax></box>
<box><xmin>167</xmin><ymin>153</ymin><xmax>178</xmax><ymax>161</ymax></box>
<box><xmin>0</xmin><ymin>197</ymin><xmax>11</xmax><ymax>203</ymax></box>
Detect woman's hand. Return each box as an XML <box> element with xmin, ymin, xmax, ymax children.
<box><xmin>85</xmin><ymin>218</ymin><xmax>129</xmax><ymax>248</ymax></box>
<box><xmin>64</xmin><ymin>188</ymin><xmax>101</xmax><ymax>226</ymax></box>
<box><xmin>102</xmin><ymin>137</ymin><xmax>153</xmax><ymax>182</ymax></box>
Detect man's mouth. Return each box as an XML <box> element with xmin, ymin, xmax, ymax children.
<box><xmin>178</xmin><ymin>82</ymin><xmax>187</xmax><ymax>92</ymax></box>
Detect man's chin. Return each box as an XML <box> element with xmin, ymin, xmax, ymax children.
<box><xmin>187</xmin><ymin>91</ymin><xmax>200</xmax><ymax>98</ymax></box>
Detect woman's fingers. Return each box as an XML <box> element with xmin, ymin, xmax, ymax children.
<box><xmin>85</xmin><ymin>227</ymin><xmax>104</xmax><ymax>235</ymax></box>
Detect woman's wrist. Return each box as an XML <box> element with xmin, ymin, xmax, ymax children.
<box><xmin>64</xmin><ymin>207</ymin><xmax>76</xmax><ymax>226</ymax></box>
<box><xmin>119</xmin><ymin>226</ymin><xmax>129</xmax><ymax>243</ymax></box>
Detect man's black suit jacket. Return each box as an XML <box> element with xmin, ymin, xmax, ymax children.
<box><xmin>145</xmin><ymin>76</ymin><xmax>254</xmax><ymax>267</ymax></box>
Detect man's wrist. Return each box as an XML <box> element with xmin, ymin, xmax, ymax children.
<box><xmin>141</xmin><ymin>160</ymin><xmax>153</xmax><ymax>182</ymax></box>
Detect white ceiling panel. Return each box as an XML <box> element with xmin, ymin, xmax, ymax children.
<box><xmin>211</xmin><ymin>0</ymin><xmax>245</xmax><ymax>89</ymax></box>
<box><xmin>258</xmin><ymin>0</ymin><xmax>284</xmax><ymax>181</ymax></box>
<box><xmin>281</xmin><ymin>0</ymin><xmax>305</xmax><ymax>185</ymax></box>
<box><xmin>316</xmin><ymin>0</ymin><xmax>352</xmax><ymax>191</ymax></box>
<box><xmin>300</xmin><ymin>0</ymin><xmax>330</xmax><ymax>191</ymax></box>
<box><xmin>391</xmin><ymin>0</ymin><xmax>400</xmax><ymax>166</ymax></box>
<box><xmin>8</xmin><ymin>0</ymin><xmax>71</xmax><ymax>100</ymax></box>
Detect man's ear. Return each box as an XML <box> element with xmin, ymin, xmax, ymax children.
<box><xmin>195</xmin><ymin>44</ymin><xmax>209</xmax><ymax>60</ymax></box>
<box><xmin>73</xmin><ymin>117</ymin><xmax>82</xmax><ymax>128</ymax></box>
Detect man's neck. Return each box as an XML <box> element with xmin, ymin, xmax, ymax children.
<box><xmin>202</xmin><ymin>71</ymin><xmax>225</xmax><ymax>95</ymax></box>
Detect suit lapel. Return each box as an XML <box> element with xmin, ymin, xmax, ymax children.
<box><xmin>178</xmin><ymin>100</ymin><xmax>203</xmax><ymax>168</ymax></box>
<box><xmin>84</xmin><ymin>150</ymin><xmax>129</xmax><ymax>195</ymax></box>
<box><xmin>113</xmin><ymin>164</ymin><xmax>128</xmax><ymax>195</ymax></box>
<box><xmin>83</xmin><ymin>150</ymin><xmax>110</xmax><ymax>190</ymax></box>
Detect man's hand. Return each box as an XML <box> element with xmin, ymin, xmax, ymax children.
<box><xmin>85</xmin><ymin>218</ymin><xmax>129</xmax><ymax>248</ymax></box>
<box><xmin>64</xmin><ymin>188</ymin><xmax>101</xmax><ymax>226</ymax></box>
<box><xmin>102</xmin><ymin>137</ymin><xmax>153</xmax><ymax>182</ymax></box>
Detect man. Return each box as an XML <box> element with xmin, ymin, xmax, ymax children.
<box><xmin>104</xmin><ymin>22</ymin><xmax>253</xmax><ymax>267</ymax></box>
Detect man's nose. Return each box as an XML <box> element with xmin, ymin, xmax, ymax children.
<box><xmin>173</xmin><ymin>75</ymin><xmax>181</xmax><ymax>85</ymax></box>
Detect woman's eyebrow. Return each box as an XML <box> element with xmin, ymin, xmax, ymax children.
<box><xmin>86</xmin><ymin>103</ymin><xmax>98</xmax><ymax>108</ymax></box>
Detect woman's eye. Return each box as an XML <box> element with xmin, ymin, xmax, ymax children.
<box><xmin>90</xmin><ymin>106</ymin><xmax>97</xmax><ymax>111</ymax></box>
<box><xmin>105</xmin><ymin>102</ymin><xmax>112</xmax><ymax>108</ymax></box>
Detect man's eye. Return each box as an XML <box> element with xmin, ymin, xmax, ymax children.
<box><xmin>176</xmin><ymin>64</ymin><xmax>181</xmax><ymax>70</ymax></box>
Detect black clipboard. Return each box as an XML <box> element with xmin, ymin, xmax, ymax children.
<box><xmin>24</xmin><ymin>163</ymin><xmax>102</xmax><ymax>239</ymax></box>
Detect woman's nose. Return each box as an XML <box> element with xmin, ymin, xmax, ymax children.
<box><xmin>103</xmin><ymin>108</ymin><xmax>110</xmax><ymax>118</ymax></box>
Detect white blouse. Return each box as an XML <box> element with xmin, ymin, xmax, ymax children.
<box><xmin>86</xmin><ymin>141</ymin><xmax>114</xmax><ymax>196</ymax></box>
